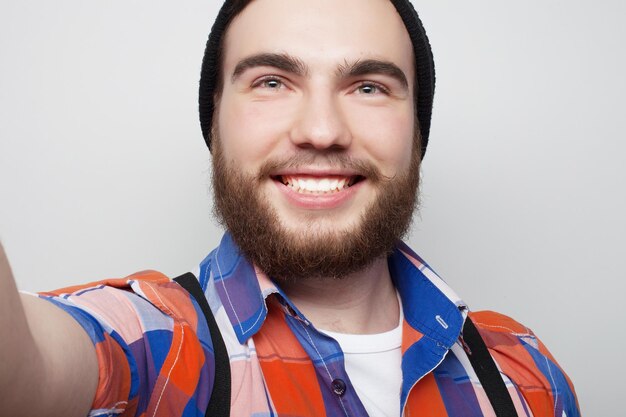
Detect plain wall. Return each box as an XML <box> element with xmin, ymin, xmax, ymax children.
<box><xmin>1</xmin><ymin>1</ymin><xmax>624</xmax><ymax>415</ymax></box>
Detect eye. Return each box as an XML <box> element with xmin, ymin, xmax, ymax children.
<box><xmin>355</xmin><ymin>82</ymin><xmax>389</xmax><ymax>95</ymax></box>
<box><xmin>252</xmin><ymin>76</ymin><xmax>286</xmax><ymax>91</ymax></box>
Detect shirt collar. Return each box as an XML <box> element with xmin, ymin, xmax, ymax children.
<box><xmin>199</xmin><ymin>233</ymin><xmax>468</xmax><ymax>346</ymax></box>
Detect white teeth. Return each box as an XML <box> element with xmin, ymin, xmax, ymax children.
<box><xmin>282</xmin><ymin>176</ymin><xmax>354</xmax><ymax>194</ymax></box>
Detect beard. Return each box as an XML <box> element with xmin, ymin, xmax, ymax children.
<box><xmin>211</xmin><ymin>135</ymin><xmax>421</xmax><ymax>283</ymax></box>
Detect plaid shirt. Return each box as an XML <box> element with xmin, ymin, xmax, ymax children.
<box><xmin>40</xmin><ymin>233</ymin><xmax>579</xmax><ymax>416</ymax></box>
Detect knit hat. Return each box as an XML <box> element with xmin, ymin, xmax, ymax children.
<box><xmin>198</xmin><ymin>0</ymin><xmax>435</xmax><ymax>158</ymax></box>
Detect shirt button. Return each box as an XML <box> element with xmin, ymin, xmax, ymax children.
<box><xmin>331</xmin><ymin>379</ymin><xmax>346</xmax><ymax>396</ymax></box>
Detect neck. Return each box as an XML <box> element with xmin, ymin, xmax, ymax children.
<box><xmin>279</xmin><ymin>257</ymin><xmax>399</xmax><ymax>334</ymax></box>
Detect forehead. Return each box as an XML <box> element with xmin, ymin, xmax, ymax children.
<box><xmin>221</xmin><ymin>0</ymin><xmax>414</xmax><ymax>81</ymax></box>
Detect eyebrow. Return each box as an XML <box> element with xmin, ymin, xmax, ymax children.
<box><xmin>231</xmin><ymin>53</ymin><xmax>309</xmax><ymax>82</ymax></box>
<box><xmin>230</xmin><ymin>53</ymin><xmax>409</xmax><ymax>91</ymax></box>
<box><xmin>337</xmin><ymin>59</ymin><xmax>409</xmax><ymax>89</ymax></box>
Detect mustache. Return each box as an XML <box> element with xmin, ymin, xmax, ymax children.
<box><xmin>257</xmin><ymin>152</ymin><xmax>388</xmax><ymax>182</ymax></box>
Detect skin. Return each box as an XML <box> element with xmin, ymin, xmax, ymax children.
<box><xmin>217</xmin><ymin>0</ymin><xmax>416</xmax><ymax>333</ymax></box>
<box><xmin>0</xmin><ymin>0</ymin><xmax>418</xmax><ymax>415</ymax></box>
<box><xmin>0</xmin><ymin>243</ymin><xmax>98</xmax><ymax>417</ymax></box>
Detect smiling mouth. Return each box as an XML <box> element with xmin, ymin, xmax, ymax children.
<box><xmin>274</xmin><ymin>175</ymin><xmax>364</xmax><ymax>194</ymax></box>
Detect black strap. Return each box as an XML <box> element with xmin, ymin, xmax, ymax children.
<box><xmin>174</xmin><ymin>273</ymin><xmax>231</xmax><ymax>417</ymax></box>
<box><xmin>174</xmin><ymin>272</ymin><xmax>513</xmax><ymax>416</ymax></box>
<box><xmin>462</xmin><ymin>317</ymin><xmax>518</xmax><ymax>417</ymax></box>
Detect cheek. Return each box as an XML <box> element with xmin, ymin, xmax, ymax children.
<box><xmin>217</xmin><ymin>96</ymin><xmax>295</xmax><ymax>171</ymax></box>
<box><xmin>347</xmin><ymin>106</ymin><xmax>415</xmax><ymax>172</ymax></box>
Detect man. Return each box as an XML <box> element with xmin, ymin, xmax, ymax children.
<box><xmin>0</xmin><ymin>0</ymin><xmax>579</xmax><ymax>416</ymax></box>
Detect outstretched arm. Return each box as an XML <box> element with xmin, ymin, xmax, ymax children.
<box><xmin>0</xmin><ymin>243</ymin><xmax>98</xmax><ymax>417</ymax></box>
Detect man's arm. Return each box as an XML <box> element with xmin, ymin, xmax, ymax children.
<box><xmin>0</xmin><ymin>243</ymin><xmax>98</xmax><ymax>417</ymax></box>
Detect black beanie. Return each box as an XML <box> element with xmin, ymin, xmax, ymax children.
<box><xmin>198</xmin><ymin>0</ymin><xmax>435</xmax><ymax>158</ymax></box>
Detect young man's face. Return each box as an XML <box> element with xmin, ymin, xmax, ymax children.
<box><xmin>212</xmin><ymin>0</ymin><xmax>420</xmax><ymax>280</ymax></box>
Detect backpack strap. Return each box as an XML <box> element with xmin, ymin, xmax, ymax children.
<box><xmin>174</xmin><ymin>272</ymin><xmax>231</xmax><ymax>417</ymax></box>
<box><xmin>462</xmin><ymin>317</ymin><xmax>519</xmax><ymax>417</ymax></box>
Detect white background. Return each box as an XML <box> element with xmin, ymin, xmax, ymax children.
<box><xmin>1</xmin><ymin>1</ymin><xmax>624</xmax><ymax>415</ymax></box>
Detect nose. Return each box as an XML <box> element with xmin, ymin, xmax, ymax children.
<box><xmin>289</xmin><ymin>90</ymin><xmax>352</xmax><ymax>151</ymax></box>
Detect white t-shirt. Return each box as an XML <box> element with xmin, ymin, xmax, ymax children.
<box><xmin>320</xmin><ymin>304</ymin><xmax>403</xmax><ymax>417</ymax></box>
